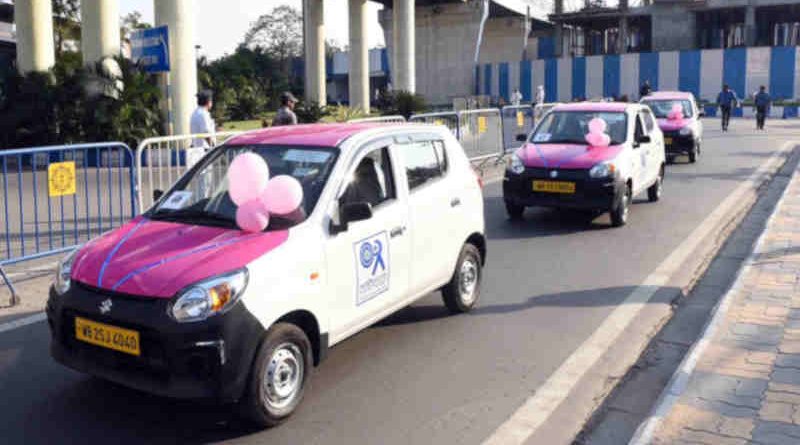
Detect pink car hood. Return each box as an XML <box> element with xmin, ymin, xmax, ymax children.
<box><xmin>71</xmin><ymin>217</ymin><xmax>289</xmax><ymax>298</ymax></box>
<box><xmin>518</xmin><ymin>143</ymin><xmax>624</xmax><ymax>169</ymax></box>
<box><xmin>657</xmin><ymin>118</ymin><xmax>691</xmax><ymax>132</ymax></box>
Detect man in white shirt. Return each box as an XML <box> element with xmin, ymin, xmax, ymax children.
<box><xmin>535</xmin><ymin>85</ymin><xmax>545</xmax><ymax>105</ymax></box>
<box><xmin>190</xmin><ymin>90</ymin><xmax>216</xmax><ymax>148</ymax></box>
<box><xmin>510</xmin><ymin>88</ymin><xmax>523</xmax><ymax>106</ymax></box>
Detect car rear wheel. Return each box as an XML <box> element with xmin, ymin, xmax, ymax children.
<box><xmin>505</xmin><ymin>201</ymin><xmax>524</xmax><ymax>220</ymax></box>
<box><xmin>442</xmin><ymin>243</ymin><xmax>482</xmax><ymax>314</ymax></box>
<box><xmin>610</xmin><ymin>184</ymin><xmax>632</xmax><ymax>227</ymax></box>
<box><xmin>648</xmin><ymin>167</ymin><xmax>664</xmax><ymax>202</ymax></box>
<box><xmin>242</xmin><ymin>323</ymin><xmax>312</xmax><ymax>428</ymax></box>
<box><xmin>689</xmin><ymin>144</ymin><xmax>699</xmax><ymax>163</ymax></box>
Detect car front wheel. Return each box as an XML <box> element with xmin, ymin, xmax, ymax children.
<box><xmin>242</xmin><ymin>323</ymin><xmax>313</xmax><ymax>428</ymax></box>
<box><xmin>610</xmin><ymin>184</ymin><xmax>632</xmax><ymax>227</ymax></box>
<box><xmin>648</xmin><ymin>167</ymin><xmax>664</xmax><ymax>202</ymax></box>
<box><xmin>442</xmin><ymin>243</ymin><xmax>483</xmax><ymax>314</ymax></box>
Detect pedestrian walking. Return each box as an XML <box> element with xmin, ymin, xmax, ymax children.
<box><xmin>190</xmin><ymin>90</ymin><xmax>216</xmax><ymax>148</ymax></box>
<box><xmin>639</xmin><ymin>80</ymin><xmax>652</xmax><ymax>99</ymax></box>
<box><xmin>272</xmin><ymin>91</ymin><xmax>299</xmax><ymax>127</ymax></box>
<box><xmin>511</xmin><ymin>88</ymin><xmax>523</xmax><ymax>106</ymax></box>
<box><xmin>535</xmin><ymin>85</ymin><xmax>545</xmax><ymax>106</ymax></box>
<box><xmin>716</xmin><ymin>84</ymin><xmax>739</xmax><ymax>132</ymax></box>
<box><xmin>753</xmin><ymin>85</ymin><xmax>771</xmax><ymax>131</ymax></box>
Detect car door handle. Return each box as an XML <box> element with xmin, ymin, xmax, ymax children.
<box><xmin>390</xmin><ymin>226</ymin><xmax>406</xmax><ymax>238</ymax></box>
<box><xmin>450</xmin><ymin>197</ymin><xmax>461</xmax><ymax>207</ymax></box>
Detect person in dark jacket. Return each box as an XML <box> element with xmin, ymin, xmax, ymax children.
<box><xmin>639</xmin><ymin>80</ymin><xmax>652</xmax><ymax>99</ymax></box>
<box><xmin>753</xmin><ymin>86</ymin><xmax>772</xmax><ymax>131</ymax></box>
<box><xmin>272</xmin><ymin>92</ymin><xmax>299</xmax><ymax>126</ymax></box>
<box><xmin>716</xmin><ymin>84</ymin><xmax>739</xmax><ymax>132</ymax></box>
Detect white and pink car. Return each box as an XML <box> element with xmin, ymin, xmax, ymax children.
<box><xmin>641</xmin><ymin>91</ymin><xmax>704</xmax><ymax>163</ymax></box>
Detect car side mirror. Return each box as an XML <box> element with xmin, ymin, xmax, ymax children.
<box><xmin>330</xmin><ymin>201</ymin><xmax>373</xmax><ymax>235</ymax></box>
<box><xmin>516</xmin><ymin>134</ymin><xmax>528</xmax><ymax>142</ymax></box>
<box><xmin>698</xmin><ymin>110</ymin><xmax>706</xmax><ymax>117</ymax></box>
<box><xmin>153</xmin><ymin>189</ymin><xmax>164</xmax><ymax>201</ymax></box>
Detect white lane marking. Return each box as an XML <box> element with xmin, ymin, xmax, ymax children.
<box><xmin>483</xmin><ymin>141</ymin><xmax>797</xmax><ymax>445</ymax></box>
<box><xmin>0</xmin><ymin>312</ymin><xmax>47</xmax><ymax>334</ymax></box>
<box><xmin>628</xmin><ymin>145</ymin><xmax>797</xmax><ymax>445</ymax></box>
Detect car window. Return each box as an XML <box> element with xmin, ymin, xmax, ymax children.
<box><xmin>401</xmin><ymin>141</ymin><xmax>447</xmax><ymax>191</ymax></box>
<box><xmin>642</xmin><ymin>111</ymin><xmax>655</xmax><ymax>133</ymax></box>
<box><xmin>340</xmin><ymin>147</ymin><xmax>396</xmax><ymax>208</ymax></box>
<box><xmin>432</xmin><ymin>140</ymin><xmax>448</xmax><ymax>174</ymax></box>
<box><xmin>635</xmin><ymin>115</ymin><xmax>645</xmax><ymax>140</ymax></box>
<box><xmin>532</xmin><ymin>111</ymin><xmax>628</xmax><ymax>145</ymax></box>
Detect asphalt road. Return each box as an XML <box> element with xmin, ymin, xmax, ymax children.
<box><xmin>1</xmin><ymin>119</ymin><xmax>798</xmax><ymax>445</ymax></box>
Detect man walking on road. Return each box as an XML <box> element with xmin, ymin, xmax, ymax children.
<box><xmin>272</xmin><ymin>91</ymin><xmax>299</xmax><ymax>126</ymax></box>
<box><xmin>640</xmin><ymin>80</ymin><xmax>652</xmax><ymax>99</ymax></box>
<box><xmin>754</xmin><ymin>85</ymin><xmax>771</xmax><ymax>131</ymax></box>
<box><xmin>717</xmin><ymin>84</ymin><xmax>739</xmax><ymax>132</ymax></box>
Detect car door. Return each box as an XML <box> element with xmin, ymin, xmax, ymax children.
<box><xmin>642</xmin><ymin>108</ymin><xmax>663</xmax><ymax>177</ymax></box>
<box><xmin>325</xmin><ymin>142</ymin><xmax>411</xmax><ymax>341</ymax></box>
<box><xmin>397</xmin><ymin>138</ymin><xmax>453</xmax><ymax>296</ymax></box>
<box><xmin>633</xmin><ymin>112</ymin><xmax>654</xmax><ymax>192</ymax></box>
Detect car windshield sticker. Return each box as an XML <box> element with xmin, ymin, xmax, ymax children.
<box><xmin>292</xmin><ymin>167</ymin><xmax>318</xmax><ymax>177</ymax></box>
<box><xmin>533</xmin><ymin>132</ymin><xmax>551</xmax><ymax>142</ymax></box>
<box><xmin>355</xmin><ymin>231</ymin><xmax>389</xmax><ymax>305</ymax></box>
<box><xmin>283</xmin><ymin>149</ymin><xmax>331</xmax><ymax>164</ymax></box>
<box><xmin>158</xmin><ymin>190</ymin><xmax>192</xmax><ymax>210</ymax></box>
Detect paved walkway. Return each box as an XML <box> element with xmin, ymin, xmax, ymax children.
<box><xmin>652</xmin><ymin>162</ymin><xmax>800</xmax><ymax>444</ymax></box>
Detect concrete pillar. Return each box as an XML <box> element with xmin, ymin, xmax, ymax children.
<box><xmin>618</xmin><ymin>17</ymin><xmax>628</xmax><ymax>54</ymax></box>
<box><xmin>14</xmin><ymin>0</ymin><xmax>55</xmax><ymax>73</ymax></box>
<box><xmin>393</xmin><ymin>0</ymin><xmax>415</xmax><ymax>93</ymax></box>
<box><xmin>348</xmin><ymin>0</ymin><xmax>369</xmax><ymax>113</ymax></box>
<box><xmin>304</xmin><ymin>0</ymin><xmax>326</xmax><ymax>105</ymax></box>
<box><xmin>155</xmin><ymin>0</ymin><xmax>198</xmax><ymax>136</ymax></box>
<box><xmin>553</xmin><ymin>0</ymin><xmax>564</xmax><ymax>57</ymax></box>
<box><xmin>81</xmin><ymin>0</ymin><xmax>121</xmax><ymax>65</ymax></box>
<box><xmin>554</xmin><ymin>0</ymin><xmax>564</xmax><ymax>15</ymax></box>
<box><xmin>745</xmin><ymin>5</ymin><xmax>756</xmax><ymax>46</ymax></box>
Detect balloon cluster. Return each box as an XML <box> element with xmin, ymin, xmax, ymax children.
<box><xmin>585</xmin><ymin>117</ymin><xmax>611</xmax><ymax>147</ymax></box>
<box><xmin>667</xmin><ymin>103</ymin><xmax>684</xmax><ymax>121</ymax></box>
<box><xmin>227</xmin><ymin>153</ymin><xmax>303</xmax><ymax>233</ymax></box>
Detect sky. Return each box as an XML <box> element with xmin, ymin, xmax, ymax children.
<box><xmin>120</xmin><ymin>0</ymin><xmax>386</xmax><ymax>60</ymax></box>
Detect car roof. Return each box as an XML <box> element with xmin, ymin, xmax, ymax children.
<box><xmin>552</xmin><ymin>102</ymin><xmax>631</xmax><ymax>113</ymax></box>
<box><xmin>643</xmin><ymin>91</ymin><xmax>695</xmax><ymax>101</ymax></box>
<box><xmin>226</xmin><ymin>123</ymin><xmax>409</xmax><ymax>148</ymax></box>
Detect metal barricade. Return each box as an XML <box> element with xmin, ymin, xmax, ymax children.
<box><xmin>457</xmin><ymin>108</ymin><xmax>504</xmax><ymax>161</ymax></box>
<box><xmin>501</xmin><ymin>105</ymin><xmax>535</xmax><ymax>152</ymax></box>
<box><xmin>408</xmin><ymin>112</ymin><xmax>461</xmax><ymax>139</ymax></box>
<box><xmin>136</xmin><ymin>131</ymin><xmax>242</xmax><ymax>211</ymax></box>
<box><xmin>0</xmin><ymin>142</ymin><xmax>137</xmax><ymax>304</ymax></box>
<box><xmin>347</xmin><ymin>116</ymin><xmax>407</xmax><ymax>124</ymax></box>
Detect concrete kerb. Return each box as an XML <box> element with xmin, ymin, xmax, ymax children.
<box><xmin>628</xmin><ymin>144</ymin><xmax>800</xmax><ymax>445</ymax></box>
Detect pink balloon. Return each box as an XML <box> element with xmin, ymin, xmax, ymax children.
<box><xmin>588</xmin><ymin>118</ymin><xmax>607</xmax><ymax>134</ymax></box>
<box><xmin>235</xmin><ymin>199</ymin><xmax>270</xmax><ymax>233</ymax></box>
<box><xmin>228</xmin><ymin>153</ymin><xmax>270</xmax><ymax>206</ymax></box>
<box><xmin>261</xmin><ymin>175</ymin><xmax>304</xmax><ymax>215</ymax></box>
<box><xmin>585</xmin><ymin>132</ymin><xmax>610</xmax><ymax>147</ymax></box>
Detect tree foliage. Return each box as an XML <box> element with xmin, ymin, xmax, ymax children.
<box><xmin>52</xmin><ymin>0</ymin><xmax>81</xmax><ymax>57</ymax></box>
<box><xmin>242</xmin><ymin>6</ymin><xmax>303</xmax><ymax>62</ymax></box>
<box><xmin>376</xmin><ymin>90</ymin><xmax>428</xmax><ymax>118</ymax></box>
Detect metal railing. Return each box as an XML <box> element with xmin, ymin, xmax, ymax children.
<box><xmin>456</xmin><ymin>108</ymin><xmax>504</xmax><ymax>161</ymax></box>
<box><xmin>0</xmin><ymin>142</ymin><xmax>137</xmax><ymax>305</ymax></box>
<box><xmin>135</xmin><ymin>131</ymin><xmax>242</xmax><ymax>211</ymax></box>
<box><xmin>347</xmin><ymin>115</ymin><xmax>407</xmax><ymax>124</ymax></box>
<box><xmin>534</xmin><ymin>103</ymin><xmax>557</xmax><ymax>124</ymax></box>
<box><xmin>409</xmin><ymin>111</ymin><xmax>461</xmax><ymax>139</ymax></box>
<box><xmin>501</xmin><ymin>105</ymin><xmax>536</xmax><ymax>152</ymax></box>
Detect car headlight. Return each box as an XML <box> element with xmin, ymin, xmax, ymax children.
<box><xmin>170</xmin><ymin>269</ymin><xmax>248</xmax><ymax>323</ymax></box>
<box><xmin>507</xmin><ymin>152</ymin><xmax>525</xmax><ymax>175</ymax></box>
<box><xmin>589</xmin><ymin>162</ymin><xmax>616</xmax><ymax>179</ymax></box>
<box><xmin>54</xmin><ymin>247</ymin><xmax>80</xmax><ymax>296</ymax></box>
<box><xmin>679</xmin><ymin>126</ymin><xmax>693</xmax><ymax>136</ymax></box>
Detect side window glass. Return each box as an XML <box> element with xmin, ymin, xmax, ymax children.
<box><xmin>643</xmin><ymin>111</ymin><xmax>655</xmax><ymax>133</ymax></box>
<box><xmin>403</xmin><ymin>141</ymin><xmax>445</xmax><ymax>191</ymax></box>
<box><xmin>340</xmin><ymin>147</ymin><xmax>396</xmax><ymax>208</ymax></box>
<box><xmin>634</xmin><ymin>115</ymin><xmax>645</xmax><ymax>139</ymax></box>
<box><xmin>433</xmin><ymin>140</ymin><xmax>448</xmax><ymax>174</ymax></box>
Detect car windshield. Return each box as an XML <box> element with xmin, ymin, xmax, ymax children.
<box><xmin>642</xmin><ymin>99</ymin><xmax>694</xmax><ymax>119</ymax></box>
<box><xmin>531</xmin><ymin>111</ymin><xmax>628</xmax><ymax>146</ymax></box>
<box><xmin>149</xmin><ymin>144</ymin><xmax>339</xmax><ymax>230</ymax></box>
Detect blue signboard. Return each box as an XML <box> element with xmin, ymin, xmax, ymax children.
<box><xmin>130</xmin><ymin>26</ymin><xmax>170</xmax><ymax>73</ymax></box>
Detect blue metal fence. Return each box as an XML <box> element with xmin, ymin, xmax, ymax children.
<box><xmin>0</xmin><ymin>142</ymin><xmax>137</xmax><ymax>304</ymax></box>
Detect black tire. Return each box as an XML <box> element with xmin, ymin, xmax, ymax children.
<box><xmin>505</xmin><ymin>201</ymin><xmax>524</xmax><ymax>220</ymax></box>
<box><xmin>610</xmin><ymin>184</ymin><xmax>632</xmax><ymax>228</ymax></box>
<box><xmin>647</xmin><ymin>167</ymin><xmax>664</xmax><ymax>202</ymax></box>
<box><xmin>241</xmin><ymin>323</ymin><xmax>313</xmax><ymax>428</ymax></box>
<box><xmin>442</xmin><ymin>243</ymin><xmax>482</xmax><ymax>314</ymax></box>
<box><xmin>688</xmin><ymin>144</ymin><xmax>698</xmax><ymax>163</ymax></box>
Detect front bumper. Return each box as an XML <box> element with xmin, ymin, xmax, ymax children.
<box><xmin>502</xmin><ymin>167</ymin><xmax>623</xmax><ymax>210</ymax></box>
<box><xmin>663</xmin><ymin>132</ymin><xmax>697</xmax><ymax>155</ymax></box>
<box><xmin>46</xmin><ymin>282</ymin><xmax>264</xmax><ymax>402</ymax></box>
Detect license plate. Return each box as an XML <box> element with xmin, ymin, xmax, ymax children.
<box><xmin>532</xmin><ymin>180</ymin><xmax>576</xmax><ymax>194</ymax></box>
<box><xmin>664</xmin><ymin>137</ymin><xmax>672</xmax><ymax>145</ymax></box>
<box><xmin>75</xmin><ymin>317</ymin><xmax>141</xmax><ymax>356</ymax></box>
